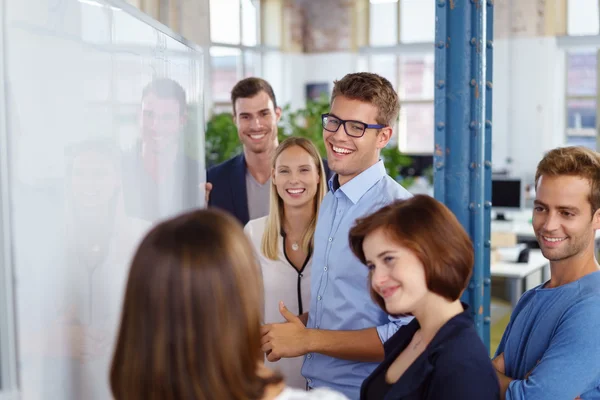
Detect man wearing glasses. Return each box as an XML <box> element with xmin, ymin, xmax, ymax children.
<box><xmin>261</xmin><ymin>72</ymin><xmax>413</xmax><ymax>399</ymax></box>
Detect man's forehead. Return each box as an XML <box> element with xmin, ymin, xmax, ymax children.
<box><xmin>536</xmin><ymin>175</ymin><xmax>592</xmax><ymax>208</ymax></box>
<box><xmin>235</xmin><ymin>91</ymin><xmax>274</xmax><ymax>114</ymax></box>
<box><xmin>142</xmin><ymin>93</ymin><xmax>181</xmax><ymax>112</ymax></box>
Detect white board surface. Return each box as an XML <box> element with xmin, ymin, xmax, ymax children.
<box><xmin>0</xmin><ymin>0</ymin><xmax>205</xmax><ymax>397</ymax></box>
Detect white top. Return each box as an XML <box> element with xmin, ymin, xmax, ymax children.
<box><xmin>275</xmin><ymin>387</ymin><xmax>349</xmax><ymax>400</ymax></box>
<box><xmin>245</xmin><ymin>216</ymin><xmax>312</xmax><ymax>389</ymax></box>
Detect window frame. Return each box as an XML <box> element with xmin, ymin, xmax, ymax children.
<box><xmin>559</xmin><ymin>36</ymin><xmax>600</xmax><ymax>150</ymax></box>
<box><xmin>208</xmin><ymin>0</ymin><xmax>282</xmax><ymax>112</ymax></box>
<box><xmin>0</xmin><ymin>1</ymin><xmax>20</xmax><ymax>392</ymax></box>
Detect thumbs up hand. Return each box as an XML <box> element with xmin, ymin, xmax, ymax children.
<box><xmin>261</xmin><ymin>302</ymin><xmax>310</xmax><ymax>362</ymax></box>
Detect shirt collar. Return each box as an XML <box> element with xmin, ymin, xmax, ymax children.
<box><xmin>327</xmin><ymin>160</ymin><xmax>387</xmax><ymax>204</ymax></box>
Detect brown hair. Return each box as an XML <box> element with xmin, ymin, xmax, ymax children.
<box><xmin>262</xmin><ymin>137</ymin><xmax>327</xmax><ymax>259</ymax></box>
<box><xmin>231</xmin><ymin>77</ymin><xmax>278</xmax><ymax>115</ymax></box>
<box><xmin>535</xmin><ymin>146</ymin><xmax>600</xmax><ymax>215</ymax></box>
<box><xmin>110</xmin><ymin>209</ymin><xmax>282</xmax><ymax>400</ymax></box>
<box><xmin>331</xmin><ymin>72</ymin><xmax>400</xmax><ymax>127</ymax></box>
<box><xmin>349</xmin><ymin>195</ymin><xmax>473</xmax><ymax>311</ymax></box>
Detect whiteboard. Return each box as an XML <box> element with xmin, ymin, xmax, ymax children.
<box><xmin>0</xmin><ymin>0</ymin><xmax>205</xmax><ymax>398</ymax></box>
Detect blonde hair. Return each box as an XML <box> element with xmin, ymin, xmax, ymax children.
<box><xmin>261</xmin><ymin>137</ymin><xmax>327</xmax><ymax>260</ymax></box>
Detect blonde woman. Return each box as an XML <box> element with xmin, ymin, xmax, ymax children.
<box><xmin>244</xmin><ymin>137</ymin><xmax>327</xmax><ymax>389</ymax></box>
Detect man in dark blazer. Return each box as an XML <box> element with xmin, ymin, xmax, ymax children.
<box><xmin>206</xmin><ymin>77</ymin><xmax>329</xmax><ymax>226</ymax></box>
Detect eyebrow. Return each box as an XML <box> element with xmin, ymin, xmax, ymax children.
<box><xmin>278</xmin><ymin>164</ymin><xmax>312</xmax><ymax>168</ymax></box>
<box><xmin>534</xmin><ymin>200</ymin><xmax>580</xmax><ymax>213</ymax></box>
<box><xmin>365</xmin><ymin>250</ymin><xmax>395</xmax><ymax>264</ymax></box>
<box><xmin>239</xmin><ymin>109</ymin><xmax>271</xmax><ymax>116</ymax></box>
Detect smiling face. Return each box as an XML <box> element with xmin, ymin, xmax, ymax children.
<box><xmin>140</xmin><ymin>93</ymin><xmax>185</xmax><ymax>153</ymax></box>
<box><xmin>363</xmin><ymin>228</ymin><xmax>429</xmax><ymax>316</ymax></box>
<box><xmin>323</xmin><ymin>95</ymin><xmax>392</xmax><ymax>186</ymax></box>
<box><xmin>234</xmin><ymin>90</ymin><xmax>281</xmax><ymax>155</ymax></box>
<box><xmin>272</xmin><ymin>145</ymin><xmax>320</xmax><ymax>209</ymax></box>
<box><xmin>533</xmin><ymin>174</ymin><xmax>600</xmax><ymax>262</ymax></box>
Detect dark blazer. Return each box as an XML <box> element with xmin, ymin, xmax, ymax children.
<box><xmin>361</xmin><ymin>305</ymin><xmax>500</xmax><ymax>400</ymax></box>
<box><xmin>207</xmin><ymin>153</ymin><xmax>332</xmax><ymax>226</ymax></box>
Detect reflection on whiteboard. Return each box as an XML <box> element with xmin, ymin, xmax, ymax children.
<box><xmin>2</xmin><ymin>0</ymin><xmax>205</xmax><ymax>398</ymax></box>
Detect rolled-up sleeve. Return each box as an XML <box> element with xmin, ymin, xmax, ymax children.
<box><xmin>376</xmin><ymin>315</ymin><xmax>414</xmax><ymax>343</ymax></box>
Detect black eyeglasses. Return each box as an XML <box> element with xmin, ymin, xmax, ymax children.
<box><xmin>321</xmin><ymin>114</ymin><xmax>387</xmax><ymax>138</ymax></box>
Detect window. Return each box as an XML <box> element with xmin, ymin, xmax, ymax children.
<box><xmin>399</xmin><ymin>0</ymin><xmax>435</xmax><ymax>43</ymax></box>
<box><xmin>209</xmin><ymin>0</ymin><xmax>282</xmax><ymax>111</ymax></box>
<box><xmin>566</xmin><ymin>50</ymin><xmax>598</xmax><ymax>149</ymax></box>
<box><xmin>210</xmin><ymin>47</ymin><xmax>241</xmax><ymax>104</ymax></box>
<box><xmin>369</xmin><ymin>0</ymin><xmax>398</xmax><ymax>46</ymax></box>
<box><xmin>367</xmin><ymin>1</ymin><xmax>435</xmax><ymax>154</ymax></box>
<box><xmin>398</xmin><ymin>54</ymin><xmax>435</xmax><ymax>154</ymax></box>
<box><xmin>368</xmin><ymin>0</ymin><xmax>435</xmax><ymax>46</ymax></box>
<box><xmin>567</xmin><ymin>0</ymin><xmax>600</xmax><ymax>36</ymax></box>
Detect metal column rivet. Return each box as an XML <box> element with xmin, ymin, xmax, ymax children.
<box><xmin>436</xmin><ymin>80</ymin><xmax>445</xmax><ymax>89</ymax></box>
<box><xmin>469</xmin><ymin>162</ymin><xmax>476</xmax><ymax>170</ymax></box>
<box><xmin>470</xmin><ymin>37</ymin><xmax>477</xmax><ymax>46</ymax></box>
<box><xmin>470</xmin><ymin>79</ymin><xmax>476</xmax><ymax>87</ymax></box>
<box><xmin>484</xmin><ymin>201</ymin><xmax>492</xmax><ymax>208</ymax></box>
<box><xmin>437</xmin><ymin>121</ymin><xmax>445</xmax><ymax>130</ymax></box>
<box><xmin>487</xmin><ymin>0</ymin><xmax>494</xmax><ymax>5</ymax></box>
<box><xmin>484</xmin><ymin>278</ymin><xmax>491</xmax><ymax>286</ymax></box>
<box><xmin>437</xmin><ymin>0</ymin><xmax>446</xmax><ymax>6</ymax></box>
<box><xmin>435</xmin><ymin>162</ymin><xmax>444</xmax><ymax>170</ymax></box>
<box><xmin>436</xmin><ymin>41</ymin><xmax>445</xmax><ymax>48</ymax></box>
<box><xmin>485</xmin><ymin>239</ymin><xmax>491</xmax><ymax>247</ymax></box>
<box><xmin>486</xmin><ymin>81</ymin><xmax>493</xmax><ymax>89</ymax></box>
<box><xmin>486</xmin><ymin>40</ymin><xmax>493</xmax><ymax>48</ymax></box>
<box><xmin>470</xmin><ymin>121</ymin><xmax>477</xmax><ymax>129</ymax></box>
<box><xmin>484</xmin><ymin>160</ymin><xmax>492</xmax><ymax>168</ymax></box>
<box><xmin>485</xmin><ymin>120</ymin><xmax>492</xmax><ymax>128</ymax></box>
<box><xmin>484</xmin><ymin>316</ymin><xmax>491</xmax><ymax>324</ymax></box>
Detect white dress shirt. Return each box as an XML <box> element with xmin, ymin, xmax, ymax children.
<box><xmin>245</xmin><ymin>216</ymin><xmax>312</xmax><ymax>389</ymax></box>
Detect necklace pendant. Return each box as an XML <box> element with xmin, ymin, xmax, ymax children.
<box><xmin>291</xmin><ymin>242</ymin><xmax>299</xmax><ymax>251</ymax></box>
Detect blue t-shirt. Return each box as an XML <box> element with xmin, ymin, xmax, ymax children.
<box><xmin>495</xmin><ymin>270</ymin><xmax>600</xmax><ymax>399</ymax></box>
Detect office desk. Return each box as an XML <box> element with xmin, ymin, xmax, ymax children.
<box><xmin>491</xmin><ymin>250</ymin><xmax>549</xmax><ymax>308</ymax></box>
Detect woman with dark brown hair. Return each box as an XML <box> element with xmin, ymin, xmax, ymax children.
<box><xmin>110</xmin><ymin>208</ymin><xmax>347</xmax><ymax>400</ymax></box>
<box><xmin>349</xmin><ymin>195</ymin><xmax>499</xmax><ymax>400</ymax></box>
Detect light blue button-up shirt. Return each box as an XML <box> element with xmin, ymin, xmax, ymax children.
<box><xmin>301</xmin><ymin>160</ymin><xmax>413</xmax><ymax>400</ymax></box>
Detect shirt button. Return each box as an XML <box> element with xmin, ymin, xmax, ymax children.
<box><xmin>307</xmin><ymin>354</ymin><xmax>312</xmax><ymax>359</ymax></box>
<box><xmin>307</xmin><ymin>378</ymin><xmax>312</xmax><ymax>383</ymax></box>
<box><xmin>324</xmin><ymin>266</ymin><xmax>328</xmax><ymax>271</ymax></box>
<box><xmin>318</xmin><ymin>295</ymin><xmax>322</xmax><ymax>300</ymax></box>
<box><xmin>328</xmin><ymin>237</ymin><xmax>332</xmax><ymax>242</ymax></box>
<box><xmin>316</xmin><ymin>325</ymin><xmax>319</xmax><ymax>329</ymax></box>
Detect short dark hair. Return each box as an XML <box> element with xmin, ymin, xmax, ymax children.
<box><xmin>331</xmin><ymin>72</ymin><xmax>400</xmax><ymax>126</ymax></box>
<box><xmin>141</xmin><ymin>78</ymin><xmax>187</xmax><ymax>115</ymax></box>
<box><xmin>231</xmin><ymin>77</ymin><xmax>277</xmax><ymax>115</ymax></box>
<box><xmin>535</xmin><ymin>146</ymin><xmax>600</xmax><ymax>215</ymax></box>
<box><xmin>349</xmin><ymin>195</ymin><xmax>474</xmax><ymax>312</ymax></box>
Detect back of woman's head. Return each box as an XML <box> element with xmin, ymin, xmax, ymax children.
<box><xmin>110</xmin><ymin>208</ymin><xmax>279</xmax><ymax>400</ymax></box>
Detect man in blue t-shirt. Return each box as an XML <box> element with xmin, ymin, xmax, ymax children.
<box><xmin>493</xmin><ymin>146</ymin><xmax>600</xmax><ymax>399</ymax></box>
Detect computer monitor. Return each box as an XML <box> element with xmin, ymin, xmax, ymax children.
<box><xmin>492</xmin><ymin>178</ymin><xmax>523</xmax><ymax>221</ymax></box>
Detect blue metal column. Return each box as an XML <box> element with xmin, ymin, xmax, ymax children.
<box><xmin>434</xmin><ymin>0</ymin><xmax>492</xmax><ymax>350</ymax></box>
